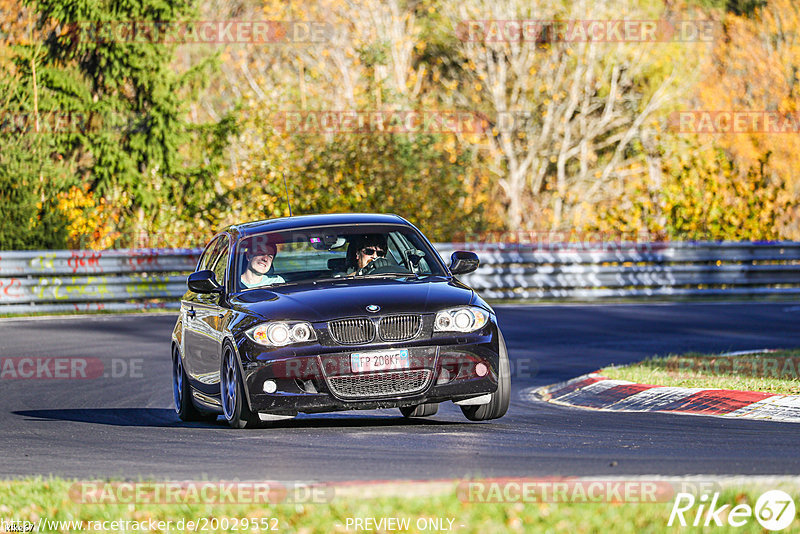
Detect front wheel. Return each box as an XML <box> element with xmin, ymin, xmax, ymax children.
<box><xmin>461</xmin><ymin>330</ymin><xmax>510</xmax><ymax>421</ymax></box>
<box><xmin>221</xmin><ymin>343</ymin><xmax>261</xmax><ymax>429</ymax></box>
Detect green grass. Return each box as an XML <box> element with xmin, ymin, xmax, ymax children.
<box><xmin>601</xmin><ymin>350</ymin><xmax>800</xmax><ymax>394</ymax></box>
<box><xmin>1</xmin><ymin>478</ymin><xmax>799</xmax><ymax>533</ymax></box>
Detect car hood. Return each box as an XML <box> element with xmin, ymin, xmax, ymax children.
<box><xmin>229</xmin><ymin>277</ymin><xmax>476</xmax><ymax>321</ymax></box>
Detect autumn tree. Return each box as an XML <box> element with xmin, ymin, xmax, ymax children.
<box><xmin>201</xmin><ymin>0</ymin><xmax>489</xmax><ymax>240</ymax></box>
<box><xmin>7</xmin><ymin>0</ymin><xmax>236</xmax><ymax>248</ymax></box>
<box><xmin>441</xmin><ymin>0</ymin><xmax>713</xmax><ymax>234</ymax></box>
<box><xmin>692</xmin><ymin>0</ymin><xmax>800</xmax><ymax>238</ymax></box>
<box><xmin>0</xmin><ymin>0</ymin><xmax>72</xmax><ymax>248</ymax></box>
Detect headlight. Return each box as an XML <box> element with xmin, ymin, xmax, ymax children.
<box><xmin>434</xmin><ymin>307</ymin><xmax>489</xmax><ymax>333</ymax></box>
<box><xmin>246</xmin><ymin>321</ymin><xmax>317</xmax><ymax>347</ymax></box>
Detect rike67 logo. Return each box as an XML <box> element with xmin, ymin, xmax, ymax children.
<box><xmin>669</xmin><ymin>490</ymin><xmax>796</xmax><ymax>530</ymax></box>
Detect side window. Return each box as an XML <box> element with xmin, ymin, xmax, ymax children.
<box><xmin>197</xmin><ymin>236</ymin><xmax>222</xmax><ymax>272</ymax></box>
<box><xmin>197</xmin><ymin>235</ymin><xmax>229</xmax><ymax>286</ymax></box>
<box><xmin>210</xmin><ymin>237</ymin><xmax>230</xmax><ymax>286</ymax></box>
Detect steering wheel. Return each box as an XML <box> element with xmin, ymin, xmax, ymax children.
<box><xmin>358</xmin><ymin>257</ymin><xmax>409</xmax><ymax>276</ymax></box>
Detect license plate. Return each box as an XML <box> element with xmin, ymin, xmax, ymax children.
<box><xmin>350</xmin><ymin>349</ymin><xmax>410</xmax><ymax>373</ymax></box>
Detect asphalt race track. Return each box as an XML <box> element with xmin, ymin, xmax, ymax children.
<box><xmin>1</xmin><ymin>302</ymin><xmax>799</xmax><ymax>481</ymax></box>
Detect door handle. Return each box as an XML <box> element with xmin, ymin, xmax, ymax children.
<box><xmin>187</xmin><ymin>309</ymin><xmax>196</xmax><ymax>318</ymax></box>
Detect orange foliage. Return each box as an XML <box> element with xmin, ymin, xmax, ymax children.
<box><xmin>695</xmin><ymin>0</ymin><xmax>800</xmax><ymax>237</ymax></box>
<box><xmin>56</xmin><ymin>184</ymin><xmax>121</xmax><ymax>249</ymax></box>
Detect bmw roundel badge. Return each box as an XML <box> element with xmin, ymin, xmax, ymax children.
<box><xmin>366</xmin><ymin>304</ymin><xmax>380</xmax><ymax>313</ymax></box>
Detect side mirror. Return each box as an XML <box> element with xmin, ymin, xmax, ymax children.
<box><xmin>188</xmin><ymin>270</ymin><xmax>223</xmax><ymax>294</ymax></box>
<box><xmin>449</xmin><ymin>251</ymin><xmax>479</xmax><ymax>275</ymax></box>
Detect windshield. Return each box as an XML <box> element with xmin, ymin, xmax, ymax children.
<box><xmin>234</xmin><ymin>224</ymin><xmax>446</xmax><ymax>291</ymax></box>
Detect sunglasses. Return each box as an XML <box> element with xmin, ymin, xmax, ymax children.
<box><xmin>361</xmin><ymin>247</ymin><xmax>386</xmax><ymax>257</ymax></box>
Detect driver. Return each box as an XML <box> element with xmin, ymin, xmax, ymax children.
<box><xmin>240</xmin><ymin>240</ymin><xmax>286</xmax><ymax>288</ymax></box>
<box><xmin>347</xmin><ymin>234</ymin><xmax>390</xmax><ymax>275</ymax></box>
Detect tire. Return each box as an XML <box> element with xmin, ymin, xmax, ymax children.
<box><xmin>461</xmin><ymin>329</ymin><xmax>511</xmax><ymax>421</ymax></box>
<box><xmin>172</xmin><ymin>345</ymin><xmax>215</xmax><ymax>422</ymax></box>
<box><xmin>220</xmin><ymin>342</ymin><xmax>261</xmax><ymax>429</ymax></box>
<box><xmin>400</xmin><ymin>403</ymin><xmax>439</xmax><ymax>418</ymax></box>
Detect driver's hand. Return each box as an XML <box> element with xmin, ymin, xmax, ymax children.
<box><xmin>359</xmin><ymin>257</ymin><xmax>390</xmax><ymax>275</ymax></box>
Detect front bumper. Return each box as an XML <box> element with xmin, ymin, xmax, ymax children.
<box><xmin>240</xmin><ymin>334</ymin><xmax>499</xmax><ymax>415</ymax></box>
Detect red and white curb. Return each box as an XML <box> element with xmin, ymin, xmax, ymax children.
<box><xmin>527</xmin><ymin>373</ymin><xmax>800</xmax><ymax>423</ymax></box>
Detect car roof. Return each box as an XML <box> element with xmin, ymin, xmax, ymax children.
<box><xmin>225</xmin><ymin>213</ymin><xmax>412</xmax><ymax>239</ymax></box>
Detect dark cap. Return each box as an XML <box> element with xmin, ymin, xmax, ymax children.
<box><xmin>353</xmin><ymin>233</ymin><xmax>387</xmax><ymax>250</ymax></box>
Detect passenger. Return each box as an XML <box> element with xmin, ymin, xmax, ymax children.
<box><xmin>240</xmin><ymin>241</ymin><xmax>286</xmax><ymax>288</ymax></box>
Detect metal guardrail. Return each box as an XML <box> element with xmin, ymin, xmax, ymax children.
<box><xmin>439</xmin><ymin>242</ymin><xmax>800</xmax><ymax>300</ymax></box>
<box><xmin>0</xmin><ymin>249</ymin><xmax>200</xmax><ymax>314</ymax></box>
<box><xmin>0</xmin><ymin>242</ymin><xmax>798</xmax><ymax>313</ymax></box>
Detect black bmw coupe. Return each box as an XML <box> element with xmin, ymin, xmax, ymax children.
<box><xmin>171</xmin><ymin>213</ymin><xmax>510</xmax><ymax>428</ymax></box>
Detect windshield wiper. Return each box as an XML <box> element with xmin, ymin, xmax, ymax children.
<box><xmin>357</xmin><ymin>272</ymin><xmax>414</xmax><ymax>279</ymax></box>
<box><xmin>309</xmin><ymin>272</ymin><xmax>417</xmax><ymax>284</ymax></box>
<box><xmin>311</xmin><ymin>276</ymin><xmax>350</xmax><ymax>285</ymax></box>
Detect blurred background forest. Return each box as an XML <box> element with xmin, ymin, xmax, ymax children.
<box><xmin>0</xmin><ymin>0</ymin><xmax>798</xmax><ymax>249</ymax></box>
